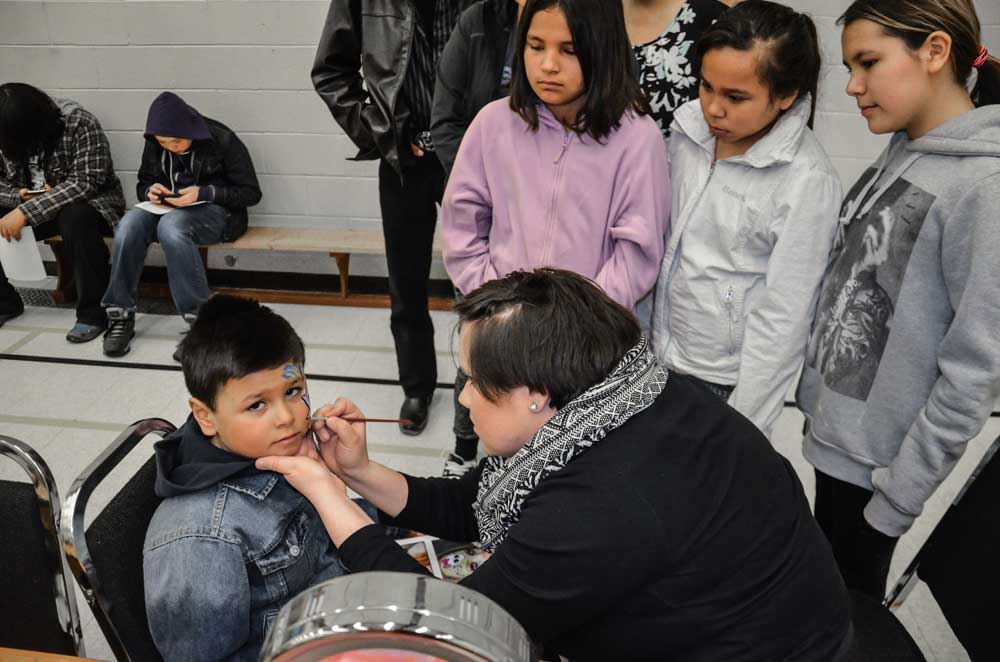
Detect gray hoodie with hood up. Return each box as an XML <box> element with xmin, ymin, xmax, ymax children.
<box><xmin>797</xmin><ymin>105</ymin><xmax>1000</xmax><ymax>537</ymax></box>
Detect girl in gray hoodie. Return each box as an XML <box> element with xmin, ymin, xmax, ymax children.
<box><xmin>798</xmin><ymin>0</ymin><xmax>1000</xmax><ymax>599</ymax></box>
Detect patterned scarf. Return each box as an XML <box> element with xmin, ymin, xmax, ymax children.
<box><xmin>473</xmin><ymin>337</ymin><xmax>668</xmax><ymax>551</ymax></box>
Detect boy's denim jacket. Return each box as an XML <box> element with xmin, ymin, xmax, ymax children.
<box><xmin>143</xmin><ymin>418</ymin><xmax>348</xmax><ymax>662</ymax></box>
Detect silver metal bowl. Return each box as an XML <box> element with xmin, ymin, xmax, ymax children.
<box><xmin>260</xmin><ymin>571</ymin><xmax>537</xmax><ymax>662</ymax></box>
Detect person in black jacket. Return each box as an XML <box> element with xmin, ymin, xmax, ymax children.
<box><xmin>0</xmin><ymin>83</ymin><xmax>126</xmax><ymax>343</ymax></box>
<box><xmin>100</xmin><ymin>92</ymin><xmax>261</xmax><ymax>358</ymax></box>
<box><xmin>260</xmin><ymin>268</ymin><xmax>855</xmax><ymax>661</ymax></box>
<box><xmin>312</xmin><ymin>0</ymin><xmax>472</xmax><ymax>435</ymax></box>
<box><xmin>430</xmin><ymin>0</ymin><xmax>522</xmax><ymax>476</ymax></box>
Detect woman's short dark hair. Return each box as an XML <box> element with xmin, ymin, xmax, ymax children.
<box><xmin>0</xmin><ymin>83</ymin><xmax>64</xmax><ymax>166</ymax></box>
<box><xmin>509</xmin><ymin>0</ymin><xmax>649</xmax><ymax>142</ymax></box>
<box><xmin>697</xmin><ymin>0</ymin><xmax>822</xmax><ymax>127</ymax></box>
<box><xmin>178</xmin><ymin>295</ymin><xmax>305</xmax><ymax>409</ymax></box>
<box><xmin>455</xmin><ymin>269</ymin><xmax>641</xmax><ymax>409</ymax></box>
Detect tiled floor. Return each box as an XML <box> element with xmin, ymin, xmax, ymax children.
<box><xmin>1</xmin><ymin>295</ymin><xmax>994</xmax><ymax>661</ymax></box>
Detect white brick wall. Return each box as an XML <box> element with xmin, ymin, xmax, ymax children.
<box><xmin>0</xmin><ymin>0</ymin><xmax>997</xmax><ymax>278</ymax></box>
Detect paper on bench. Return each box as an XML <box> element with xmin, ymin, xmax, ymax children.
<box><xmin>0</xmin><ymin>226</ymin><xmax>47</xmax><ymax>281</ymax></box>
<box><xmin>135</xmin><ymin>200</ymin><xmax>207</xmax><ymax>215</ymax></box>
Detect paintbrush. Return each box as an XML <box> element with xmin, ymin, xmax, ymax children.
<box><xmin>308</xmin><ymin>416</ymin><xmax>413</xmax><ymax>425</ymax></box>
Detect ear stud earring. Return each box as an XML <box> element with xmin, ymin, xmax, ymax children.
<box><xmin>529</xmin><ymin>402</ymin><xmax>539</xmax><ymax>412</ymax></box>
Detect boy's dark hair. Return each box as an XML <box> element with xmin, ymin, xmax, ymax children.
<box><xmin>0</xmin><ymin>83</ymin><xmax>64</xmax><ymax>168</ymax></box>
<box><xmin>454</xmin><ymin>268</ymin><xmax>641</xmax><ymax>409</ymax></box>
<box><xmin>697</xmin><ymin>0</ymin><xmax>822</xmax><ymax>128</ymax></box>
<box><xmin>839</xmin><ymin>0</ymin><xmax>1000</xmax><ymax>107</ymax></box>
<box><xmin>509</xmin><ymin>0</ymin><xmax>649</xmax><ymax>142</ymax></box>
<box><xmin>179</xmin><ymin>295</ymin><xmax>305</xmax><ymax>409</ymax></box>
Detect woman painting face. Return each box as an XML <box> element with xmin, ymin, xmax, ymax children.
<box><xmin>457</xmin><ymin>322</ymin><xmax>555</xmax><ymax>458</ymax></box>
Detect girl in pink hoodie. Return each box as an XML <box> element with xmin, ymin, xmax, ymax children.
<box><xmin>441</xmin><ymin>0</ymin><xmax>670</xmax><ymax>311</ymax></box>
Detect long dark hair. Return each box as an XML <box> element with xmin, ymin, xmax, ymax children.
<box><xmin>0</xmin><ymin>83</ymin><xmax>64</xmax><ymax>166</ymax></box>
<box><xmin>697</xmin><ymin>0</ymin><xmax>822</xmax><ymax>128</ymax></box>
<box><xmin>508</xmin><ymin>0</ymin><xmax>648</xmax><ymax>142</ymax></box>
<box><xmin>839</xmin><ymin>0</ymin><xmax>1000</xmax><ymax>107</ymax></box>
<box><xmin>454</xmin><ymin>268</ymin><xmax>641</xmax><ymax>409</ymax></box>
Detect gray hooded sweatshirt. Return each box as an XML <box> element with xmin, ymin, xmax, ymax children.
<box><xmin>797</xmin><ymin>105</ymin><xmax>1000</xmax><ymax>537</ymax></box>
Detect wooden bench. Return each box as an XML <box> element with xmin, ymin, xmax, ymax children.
<box><xmin>44</xmin><ymin>226</ymin><xmax>447</xmax><ymax>309</ymax></box>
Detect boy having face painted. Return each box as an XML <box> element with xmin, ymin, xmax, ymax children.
<box><xmin>142</xmin><ymin>294</ymin><xmax>352</xmax><ymax>662</ymax></box>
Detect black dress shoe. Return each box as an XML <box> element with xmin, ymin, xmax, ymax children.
<box><xmin>399</xmin><ymin>395</ymin><xmax>433</xmax><ymax>436</ymax></box>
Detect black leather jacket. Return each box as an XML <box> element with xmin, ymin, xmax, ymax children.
<box><xmin>312</xmin><ymin>0</ymin><xmax>474</xmax><ymax>176</ymax></box>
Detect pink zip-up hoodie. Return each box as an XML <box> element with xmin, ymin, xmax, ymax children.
<box><xmin>441</xmin><ymin>98</ymin><xmax>670</xmax><ymax>309</ymax></box>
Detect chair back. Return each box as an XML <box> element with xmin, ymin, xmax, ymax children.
<box><xmin>0</xmin><ymin>435</ymin><xmax>82</xmax><ymax>655</ymax></box>
<box><xmin>61</xmin><ymin>418</ymin><xmax>175</xmax><ymax>662</ymax></box>
<box><xmin>847</xmin><ymin>589</ymin><xmax>925</xmax><ymax>662</ymax></box>
<box><xmin>913</xmin><ymin>436</ymin><xmax>999</xmax><ymax>660</ymax></box>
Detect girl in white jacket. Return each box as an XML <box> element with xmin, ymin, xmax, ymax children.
<box><xmin>651</xmin><ymin>0</ymin><xmax>842</xmax><ymax>437</ymax></box>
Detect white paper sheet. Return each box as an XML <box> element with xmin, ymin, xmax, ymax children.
<box><xmin>135</xmin><ymin>200</ymin><xmax>207</xmax><ymax>215</ymax></box>
<box><xmin>0</xmin><ymin>226</ymin><xmax>47</xmax><ymax>281</ymax></box>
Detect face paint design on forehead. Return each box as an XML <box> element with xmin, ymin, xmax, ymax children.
<box><xmin>283</xmin><ymin>363</ymin><xmax>311</xmax><ymax>408</ymax></box>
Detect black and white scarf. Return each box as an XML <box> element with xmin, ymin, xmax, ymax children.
<box><xmin>473</xmin><ymin>337</ymin><xmax>668</xmax><ymax>552</ymax></box>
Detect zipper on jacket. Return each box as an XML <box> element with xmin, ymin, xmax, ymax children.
<box><xmin>723</xmin><ymin>284</ymin><xmax>736</xmax><ymax>355</ymax></box>
<box><xmin>540</xmin><ymin>129</ymin><xmax>572</xmax><ymax>263</ymax></box>
<box><xmin>554</xmin><ymin>129</ymin><xmax>571</xmax><ymax>164</ymax></box>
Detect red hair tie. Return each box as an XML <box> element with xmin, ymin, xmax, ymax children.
<box><xmin>973</xmin><ymin>46</ymin><xmax>989</xmax><ymax>69</ymax></box>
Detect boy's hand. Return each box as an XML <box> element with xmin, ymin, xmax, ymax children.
<box><xmin>0</xmin><ymin>208</ymin><xmax>27</xmax><ymax>241</ymax></box>
<box><xmin>311</xmin><ymin>398</ymin><xmax>370</xmax><ymax>479</ymax></box>
<box><xmin>148</xmin><ymin>183</ymin><xmax>171</xmax><ymax>203</ymax></box>
<box><xmin>170</xmin><ymin>186</ymin><xmax>200</xmax><ymax>207</ymax></box>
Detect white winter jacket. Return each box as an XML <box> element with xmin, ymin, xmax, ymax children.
<box><xmin>651</xmin><ymin>96</ymin><xmax>842</xmax><ymax>436</ymax></box>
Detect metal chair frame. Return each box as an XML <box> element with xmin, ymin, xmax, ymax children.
<box><xmin>0</xmin><ymin>434</ymin><xmax>84</xmax><ymax>655</ymax></box>
<box><xmin>60</xmin><ymin>417</ymin><xmax>176</xmax><ymax>662</ymax></box>
<box><xmin>885</xmin><ymin>433</ymin><xmax>1000</xmax><ymax>608</ymax></box>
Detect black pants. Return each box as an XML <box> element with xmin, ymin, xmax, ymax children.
<box><xmin>814</xmin><ymin>470</ymin><xmax>900</xmax><ymax>600</ymax></box>
<box><xmin>453</xmin><ymin>368</ymin><xmax>478</xmax><ymax>455</ymax></box>
<box><xmin>378</xmin><ymin>157</ymin><xmax>443</xmax><ymax>398</ymax></box>
<box><xmin>0</xmin><ymin>203</ymin><xmax>111</xmax><ymax>325</ymax></box>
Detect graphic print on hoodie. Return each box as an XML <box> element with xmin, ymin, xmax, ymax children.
<box><xmin>807</xmin><ymin>171</ymin><xmax>935</xmax><ymax>401</ymax></box>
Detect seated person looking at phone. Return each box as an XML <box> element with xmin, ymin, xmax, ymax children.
<box><xmin>100</xmin><ymin>91</ymin><xmax>262</xmax><ymax>357</ymax></box>
<box><xmin>259</xmin><ymin>268</ymin><xmax>855</xmax><ymax>661</ymax></box>
<box><xmin>0</xmin><ymin>83</ymin><xmax>126</xmax><ymax>342</ymax></box>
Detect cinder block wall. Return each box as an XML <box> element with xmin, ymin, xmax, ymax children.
<box><xmin>1</xmin><ymin>0</ymin><xmax>997</xmax><ymax>278</ymax></box>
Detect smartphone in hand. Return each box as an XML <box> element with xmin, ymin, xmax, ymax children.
<box><xmin>26</xmin><ymin>188</ymin><xmax>47</xmax><ymax>195</ymax></box>
<box><xmin>156</xmin><ymin>192</ymin><xmax>181</xmax><ymax>203</ymax></box>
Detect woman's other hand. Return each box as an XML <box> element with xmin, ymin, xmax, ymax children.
<box><xmin>256</xmin><ymin>443</ymin><xmax>349</xmax><ymax>504</ymax></box>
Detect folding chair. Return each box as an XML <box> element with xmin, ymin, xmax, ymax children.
<box><xmin>0</xmin><ymin>434</ymin><xmax>83</xmax><ymax>654</ymax></box>
<box><xmin>885</xmin><ymin>433</ymin><xmax>1000</xmax><ymax>660</ymax></box>
<box><xmin>61</xmin><ymin>418</ymin><xmax>176</xmax><ymax>662</ymax></box>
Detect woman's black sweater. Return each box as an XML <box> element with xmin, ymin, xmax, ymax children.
<box><xmin>340</xmin><ymin>375</ymin><xmax>851</xmax><ymax>661</ymax></box>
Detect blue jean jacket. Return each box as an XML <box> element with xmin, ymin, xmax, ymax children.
<box><xmin>143</xmin><ymin>471</ymin><xmax>348</xmax><ymax>662</ymax></box>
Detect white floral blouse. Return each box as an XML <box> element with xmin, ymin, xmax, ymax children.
<box><xmin>634</xmin><ymin>0</ymin><xmax>728</xmax><ymax>141</ymax></box>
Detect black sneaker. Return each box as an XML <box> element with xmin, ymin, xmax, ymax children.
<box><xmin>442</xmin><ymin>452</ymin><xmax>476</xmax><ymax>479</ymax></box>
<box><xmin>103</xmin><ymin>313</ymin><xmax>135</xmax><ymax>357</ymax></box>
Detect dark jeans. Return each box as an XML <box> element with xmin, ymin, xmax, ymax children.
<box><xmin>102</xmin><ymin>204</ymin><xmax>228</xmax><ymax>318</ymax></box>
<box><xmin>673</xmin><ymin>372</ymin><xmax>735</xmax><ymax>402</ymax></box>
<box><xmin>378</xmin><ymin>157</ymin><xmax>443</xmax><ymax>398</ymax></box>
<box><xmin>814</xmin><ymin>470</ymin><xmax>900</xmax><ymax>600</ymax></box>
<box><xmin>0</xmin><ymin>202</ymin><xmax>111</xmax><ymax>325</ymax></box>
<box><xmin>453</xmin><ymin>368</ymin><xmax>478</xmax><ymax>451</ymax></box>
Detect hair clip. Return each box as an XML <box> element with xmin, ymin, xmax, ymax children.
<box><xmin>973</xmin><ymin>46</ymin><xmax>989</xmax><ymax>69</ymax></box>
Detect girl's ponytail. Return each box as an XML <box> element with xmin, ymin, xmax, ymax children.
<box><xmin>972</xmin><ymin>53</ymin><xmax>1000</xmax><ymax>107</ymax></box>
<box><xmin>697</xmin><ymin>0</ymin><xmax>822</xmax><ymax>128</ymax></box>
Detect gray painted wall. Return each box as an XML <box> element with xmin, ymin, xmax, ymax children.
<box><xmin>1</xmin><ymin>0</ymin><xmax>997</xmax><ymax>277</ymax></box>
